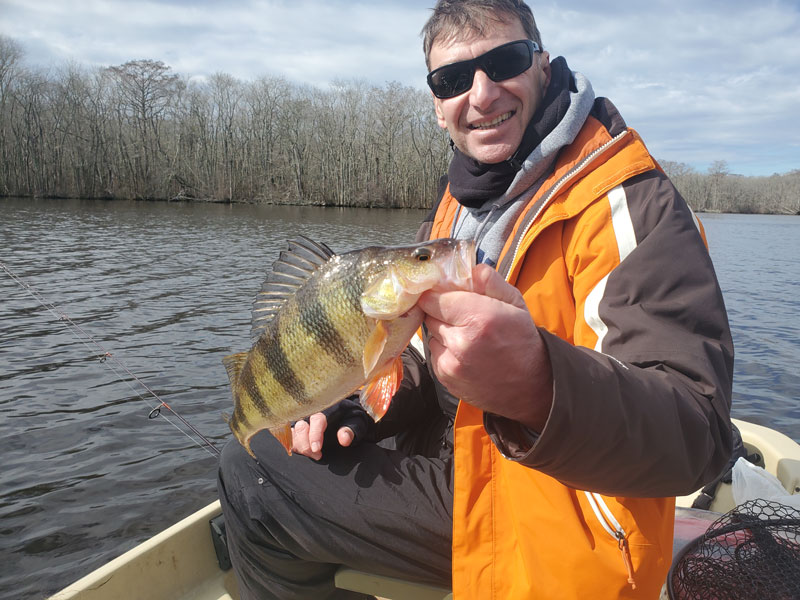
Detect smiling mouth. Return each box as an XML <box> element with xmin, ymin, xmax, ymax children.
<box><xmin>469</xmin><ymin>111</ymin><xmax>514</xmax><ymax>130</ymax></box>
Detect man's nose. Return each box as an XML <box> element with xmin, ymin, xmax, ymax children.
<box><xmin>469</xmin><ymin>68</ymin><xmax>501</xmax><ymax>109</ymax></box>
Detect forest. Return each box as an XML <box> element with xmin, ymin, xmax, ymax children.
<box><xmin>1</xmin><ymin>36</ymin><xmax>798</xmax><ymax>214</ymax></box>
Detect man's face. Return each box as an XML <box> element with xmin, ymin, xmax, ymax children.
<box><xmin>429</xmin><ymin>18</ymin><xmax>551</xmax><ymax>165</ymax></box>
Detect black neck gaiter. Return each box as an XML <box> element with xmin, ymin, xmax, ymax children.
<box><xmin>447</xmin><ymin>56</ymin><xmax>575</xmax><ymax>208</ymax></box>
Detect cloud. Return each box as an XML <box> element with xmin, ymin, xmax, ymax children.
<box><xmin>1</xmin><ymin>0</ymin><xmax>797</xmax><ymax>175</ymax></box>
<box><xmin>1</xmin><ymin>0</ymin><xmax>431</xmax><ymax>84</ymax></box>
<box><xmin>535</xmin><ymin>0</ymin><xmax>800</xmax><ymax>174</ymax></box>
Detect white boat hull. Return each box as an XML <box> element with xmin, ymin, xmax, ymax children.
<box><xmin>50</xmin><ymin>419</ymin><xmax>800</xmax><ymax>600</ymax></box>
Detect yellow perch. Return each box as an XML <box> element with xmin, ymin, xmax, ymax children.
<box><xmin>223</xmin><ymin>236</ymin><xmax>475</xmax><ymax>456</ymax></box>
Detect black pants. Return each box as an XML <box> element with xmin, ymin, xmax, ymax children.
<box><xmin>217</xmin><ymin>423</ymin><xmax>454</xmax><ymax>600</ymax></box>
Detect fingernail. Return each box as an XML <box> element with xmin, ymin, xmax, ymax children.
<box><xmin>311</xmin><ymin>442</ymin><xmax>320</xmax><ymax>453</ymax></box>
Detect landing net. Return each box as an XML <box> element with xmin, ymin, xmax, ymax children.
<box><xmin>668</xmin><ymin>499</ymin><xmax>800</xmax><ymax>599</ymax></box>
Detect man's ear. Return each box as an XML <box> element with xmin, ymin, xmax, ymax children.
<box><xmin>432</xmin><ymin>93</ymin><xmax>448</xmax><ymax>129</ymax></box>
<box><xmin>540</xmin><ymin>50</ymin><xmax>552</xmax><ymax>88</ymax></box>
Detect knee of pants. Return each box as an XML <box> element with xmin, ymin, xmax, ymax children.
<box><xmin>219</xmin><ymin>437</ymin><xmax>251</xmax><ymax>485</ymax></box>
<box><xmin>218</xmin><ymin>434</ymin><xmax>295</xmax><ymax>512</ymax></box>
<box><xmin>219</xmin><ymin>431</ymin><xmax>283</xmax><ymax>480</ymax></box>
<box><xmin>218</xmin><ymin>438</ymin><xmax>274</xmax><ymax>510</ymax></box>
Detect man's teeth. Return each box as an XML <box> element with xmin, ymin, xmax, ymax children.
<box><xmin>473</xmin><ymin>112</ymin><xmax>512</xmax><ymax>129</ymax></box>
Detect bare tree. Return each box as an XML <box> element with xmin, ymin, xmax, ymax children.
<box><xmin>707</xmin><ymin>160</ymin><xmax>730</xmax><ymax>212</ymax></box>
<box><xmin>0</xmin><ymin>35</ymin><xmax>24</xmax><ymax>194</ymax></box>
<box><xmin>105</xmin><ymin>59</ymin><xmax>180</xmax><ymax>198</ymax></box>
<box><xmin>0</xmin><ymin>39</ymin><xmax>795</xmax><ymax>212</ymax></box>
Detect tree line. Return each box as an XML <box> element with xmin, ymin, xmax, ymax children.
<box><xmin>1</xmin><ymin>36</ymin><xmax>797</xmax><ymax>213</ymax></box>
<box><xmin>661</xmin><ymin>160</ymin><xmax>799</xmax><ymax>215</ymax></box>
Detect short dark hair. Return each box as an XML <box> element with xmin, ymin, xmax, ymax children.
<box><xmin>421</xmin><ymin>0</ymin><xmax>542</xmax><ymax>70</ymax></box>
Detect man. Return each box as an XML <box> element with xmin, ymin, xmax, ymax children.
<box><xmin>218</xmin><ymin>1</ymin><xmax>734</xmax><ymax>598</ymax></box>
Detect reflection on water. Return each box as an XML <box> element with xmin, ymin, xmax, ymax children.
<box><xmin>0</xmin><ymin>199</ymin><xmax>798</xmax><ymax>598</ymax></box>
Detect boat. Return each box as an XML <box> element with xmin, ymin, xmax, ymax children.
<box><xmin>49</xmin><ymin>418</ymin><xmax>800</xmax><ymax>600</ymax></box>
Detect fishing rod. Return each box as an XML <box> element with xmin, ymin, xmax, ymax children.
<box><xmin>1</xmin><ymin>261</ymin><xmax>221</xmax><ymax>458</ymax></box>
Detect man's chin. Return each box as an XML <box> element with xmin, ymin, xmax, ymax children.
<box><xmin>464</xmin><ymin>143</ymin><xmax>518</xmax><ymax>165</ymax></box>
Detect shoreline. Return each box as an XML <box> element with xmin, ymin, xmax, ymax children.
<box><xmin>3</xmin><ymin>194</ymin><xmax>797</xmax><ymax>216</ymax></box>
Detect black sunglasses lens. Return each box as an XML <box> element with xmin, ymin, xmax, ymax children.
<box><xmin>483</xmin><ymin>42</ymin><xmax>532</xmax><ymax>81</ymax></box>
<box><xmin>428</xmin><ymin>40</ymin><xmax>534</xmax><ymax>99</ymax></box>
<box><xmin>430</xmin><ymin>65</ymin><xmax>473</xmax><ymax>98</ymax></box>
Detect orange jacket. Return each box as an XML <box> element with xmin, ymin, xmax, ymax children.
<box><xmin>425</xmin><ymin>101</ymin><xmax>733</xmax><ymax>598</ymax></box>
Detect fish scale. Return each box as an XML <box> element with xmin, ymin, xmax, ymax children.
<box><xmin>223</xmin><ymin>235</ymin><xmax>475</xmax><ymax>457</ymax></box>
<box><xmin>297</xmin><ymin>291</ymin><xmax>356</xmax><ymax>366</ymax></box>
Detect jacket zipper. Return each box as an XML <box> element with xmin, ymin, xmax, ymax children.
<box><xmin>497</xmin><ymin>128</ymin><xmax>637</xmax><ymax>588</ymax></box>
<box><xmin>584</xmin><ymin>491</ymin><xmax>637</xmax><ymax>589</ymax></box>
<box><xmin>494</xmin><ymin>129</ymin><xmax>637</xmax><ymax>587</ymax></box>
<box><xmin>503</xmin><ymin>130</ymin><xmax>630</xmax><ymax>280</ymax></box>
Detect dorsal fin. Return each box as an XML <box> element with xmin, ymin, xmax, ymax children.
<box><xmin>250</xmin><ymin>236</ymin><xmax>336</xmax><ymax>342</ymax></box>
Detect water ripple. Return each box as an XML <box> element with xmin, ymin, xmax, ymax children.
<box><xmin>1</xmin><ymin>201</ymin><xmax>798</xmax><ymax>598</ymax></box>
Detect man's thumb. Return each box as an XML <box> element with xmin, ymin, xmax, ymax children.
<box><xmin>337</xmin><ymin>427</ymin><xmax>355</xmax><ymax>447</ymax></box>
<box><xmin>472</xmin><ymin>264</ymin><xmax>527</xmax><ymax>308</ymax></box>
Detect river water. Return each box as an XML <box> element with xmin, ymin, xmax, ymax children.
<box><xmin>0</xmin><ymin>198</ymin><xmax>798</xmax><ymax>598</ymax></box>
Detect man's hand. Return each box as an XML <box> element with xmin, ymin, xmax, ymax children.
<box><xmin>419</xmin><ymin>264</ymin><xmax>553</xmax><ymax>432</ymax></box>
<box><xmin>292</xmin><ymin>413</ymin><xmax>356</xmax><ymax>461</ymax></box>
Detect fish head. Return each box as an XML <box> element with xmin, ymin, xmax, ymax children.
<box><xmin>360</xmin><ymin>238</ymin><xmax>476</xmax><ymax>319</ymax></box>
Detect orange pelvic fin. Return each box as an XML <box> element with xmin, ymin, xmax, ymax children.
<box><xmin>269</xmin><ymin>423</ymin><xmax>294</xmax><ymax>455</ymax></box>
<box><xmin>359</xmin><ymin>355</ymin><xmax>403</xmax><ymax>422</ymax></box>
<box><xmin>362</xmin><ymin>320</ymin><xmax>389</xmax><ymax>376</ymax></box>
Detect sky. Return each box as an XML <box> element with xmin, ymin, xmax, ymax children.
<box><xmin>1</xmin><ymin>0</ymin><xmax>799</xmax><ymax>176</ymax></box>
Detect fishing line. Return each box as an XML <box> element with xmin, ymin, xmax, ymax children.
<box><xmin>1</xmin><ymin>261</ymin><xmax>221</xmax><ymax>458</ymax></box>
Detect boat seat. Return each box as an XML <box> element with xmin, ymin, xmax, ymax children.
<box><xmin>334</xmin><ymin>567</ymin><xmax>452</xmax><ymax>600</ymax></box>
<box><xmin>211</xmin><ymin>513</ymin><xmax>451</xmax><ymax>599</ymax></box>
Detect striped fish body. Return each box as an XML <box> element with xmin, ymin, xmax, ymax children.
<box><xmin>223</xmin><ymin>236</ymin><xmax>475</xmax><ymax>456</ymax></box>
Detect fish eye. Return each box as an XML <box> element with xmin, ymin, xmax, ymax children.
<box><xmin>414</xmin><ymin>247</ymin><xmax>432</xmax><ymax>261</ymax></box>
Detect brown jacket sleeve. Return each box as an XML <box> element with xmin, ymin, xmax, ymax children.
<box><xmin>485</xmin><ymin>170</ymin><xmax>734</xmax><ymax>497</ymax></box>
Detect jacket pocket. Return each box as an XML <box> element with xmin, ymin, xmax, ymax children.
<box><xmin>584</xmin><ymin>491</ymin><xmax>638</xmax><ymax>590</ymax></box>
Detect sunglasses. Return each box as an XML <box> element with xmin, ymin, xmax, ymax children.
<box><xmin>427</xmin><ymin>39</ymin><xmax>541</xmax><ymax>99</ymax></box>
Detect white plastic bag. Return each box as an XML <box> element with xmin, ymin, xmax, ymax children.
<box><xmin>731</xmin><ymin>456</ymin><xmax>800</xmax><ymax>510</ymax></box>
